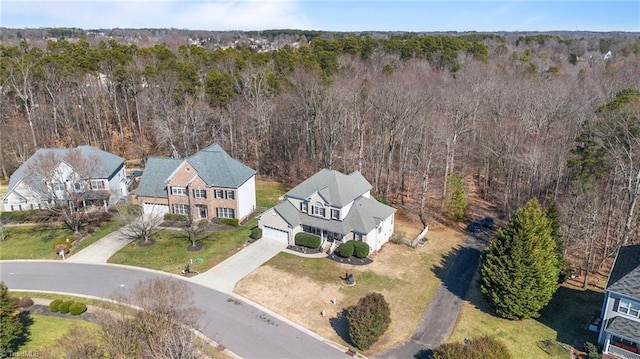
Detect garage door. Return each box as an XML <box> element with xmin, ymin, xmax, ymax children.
<box><xmin>143</xmin><ymin>203</ymin><xmax>169</xmax><ymax>214</ymax></box>
<box><xmin>263</xmin><ymin>226</ymin><xmax>289</xmax><ymax>244</ymax></box>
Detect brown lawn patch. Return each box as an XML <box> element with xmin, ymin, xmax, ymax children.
<box><xmin>235</xmin><ymin>223</ymin><xmax>465</xmax><ymax>354</ymax></box>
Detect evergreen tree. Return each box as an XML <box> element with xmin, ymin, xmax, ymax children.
<box><xmin>478</xmin><ymin>198</ymin><xmax>559</xmax><ymax>320</ymax></box>
<box><xmin>347</xmin><ymin>292</ymin><xmax>391</xmax><ymax>350</ymax></box>
<box><xmin>443</xmin><ymin>174</ymin><xmax>467</xmax><ymax>221</ymax></box>
<box><xmin>0</xmin><ymin>282</ymin><xmax>24</xmax><ymax>353</ymax></box>
<box><xmin>546</xmin><ymin>202</ymin><xmax>571</xmax><ymax>283</ymax></box>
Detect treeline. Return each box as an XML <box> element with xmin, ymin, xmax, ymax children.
<box><xmin>1</xmin><ymin>33</ymin><xmax>640</xmax><ymax>283</ymax></box>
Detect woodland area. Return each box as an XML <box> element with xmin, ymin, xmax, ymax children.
<box><xmin>1</xmin><ymin>30</ymin><xmax>639</xmax><ymax>283</ymax></box>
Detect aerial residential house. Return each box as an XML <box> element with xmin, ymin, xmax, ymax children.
<box><xmin>2</xmin><ymin>145</ymin><xmax>128</xmax><ymax>212</ymax></box>
<box><xmin>133</xmin><ymin>143</ymin><xmax>256</xmax><ymax>222</ymax></box>
<box><xmin>259</xmin><ymin>169</ymin><xmax>396</xmax><ymax>252</ymax></box>
<box><xmin>598</xmin><ymin>244</ymin><xmax>640</xmax><ymax>359</ymax></box>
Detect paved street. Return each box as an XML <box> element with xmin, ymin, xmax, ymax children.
<box><xmin>0</xmin><ymin>261</ymin><xmax>350</xmax><ymax>359</ymax></box>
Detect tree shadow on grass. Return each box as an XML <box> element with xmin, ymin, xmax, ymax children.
<box><xmin>329</xmin><ymin>309</ymin><xmax>354</xmax><ymax>347</ymax></box>
<box><xmin>13</xmin><ymin>311</ymin><xmax>34</xmax><ymax>349</ymax></box>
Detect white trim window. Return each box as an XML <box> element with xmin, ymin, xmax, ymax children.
<box><xmin>618</xmin><ymin>299</ymin><xmax>640</xmax><ymax>318</ymax></box>
<box><xmin>226</xmin><ymin>190</ymin><xmax>235</xmax><ymax>199</ymax></box>
<box><xmin>312</xmin><ymin>201</ymin><xmax>325</xmax><ymax>217</ymax></box>
<box><xmin>172</xmin><ymin>204</ymin><xmax>190</xmax><ymax>215</ymax></box>
<box><xmin>217</xmin><ymin>207</ymin><xmax>235</xmax><ymax>218</ymax></box>
<box><xmin>354</xmin><ymin>233</ymin><xmax>363</xmax><ymax>241</ymax></box>
<box><xmin>300</xmin><ymin>201</ymin><xmax>308</xmax><ymax>212</ymax></box>
<box><xmin>73</xmin><ymin>182</ymin><xmax>83</xmax><ymax>191</ymax></box>
<box><xmin>196</xmin><ymin>204</ymin><xmax>208</xmax><ymax>218</ymax></box>
<box><xmin>91</xmin><ymin>180</ymin><xmax>105</xmax><ymax>190</ymax></box>
<box><xmin>331</xmin><ymin>209</ymin><xmax>340</xmax><ymax>220</ymax></box>
<box><xmin>52</xmin><ymin>182</ymin><xmax>65</xmax><ymax>191</ymax></box>
<box><xmin>193</xmin><ymin>189</ymin><xmax>207</xmax><ymax>199</ymax></box>
<box><xmin>214</xmin><ymin>189</ymin><xmax>224</xmax><ymax>199</ymax></box>
<box><xmin>171</xmin><ymin>186</ymin><xmax>187</xmax><ymax>196</ymax></box>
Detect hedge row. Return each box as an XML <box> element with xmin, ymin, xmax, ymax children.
<box><xmin>49</xmin><ymin>299</ymin><xmax>87</xmax><ymax>315</ymax></box>
<box><xmin>337</xmin><ymin>241</ymin><xmax>370</xmax><ymax>258</ymax></box>
<box><xmin>295</xmin><ymin>233</ymin><xmax>321</xmax><ymax>248</ymax></box>
<box><xmin>164</xmin><ymin>213</ymin><xmax>188</xmax><ymax>221</ymax></box>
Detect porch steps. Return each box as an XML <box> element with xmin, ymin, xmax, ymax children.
<box><xmin>322</xmin><ymin>241</ymin><xmax>332</xmax><ymax>254</ymax></box>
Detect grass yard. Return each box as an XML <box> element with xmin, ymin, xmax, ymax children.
<box><xmin>235</xmin><ymin>218</ymin><xmax>464</xmax><ymax>354</ymax></box>
<box><xmin>0</xmin><ymin>182</ymin><xmax>7</xmax><ymax>199</ymax></box>
<box><xmin>71</xmin><ymin>220</ymin><xmax>123</xmax><ymax>253</ymax></box>
<box><xmin>108</xmin><ymin>218</ymin><xmax>258</xmax><ymax>274</ymax></box>
<box><xmin>17</xmin><ymin>314</ymin><xmax>102</xmax><ymax>354</ymax></box>
<box><xmin>255</xmin><ymin>179</ymin><xmax>291</xmax><ymax>208</ymax></box>
<box><xmin>448</xmin><ymin>273</ymin><xmax>604</xmax><ymax>358</ymax></box>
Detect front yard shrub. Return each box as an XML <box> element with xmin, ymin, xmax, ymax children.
<box><xmin>353</xmin><ymin>241</ymin><xmax>370</xmax><ymax>258</ymax></box>
<box><xmin>295</xmin><ymin>233</ymin><xmax>321</xmax><ymax>248</ymax></box>
<box><xmin>18</xmin><ymin>297</ymin><xmax>34</xmax><ymax>309</ymax></box>
<box><xmin>432</xmin><ymin>336</ymin><xmax>512</xmax><ymax>359</ymax></box>
<box><xmin>250</xmin><ymin>227</ymin><xmax>263</xmax><ymax>240</ymax></box>
<box><xmin>163</xmin><ymin>213</ymin><xmax>187</xmax><ymax>222</ymax></box>
<box><xmin>584</xmin><ymin>342</ymin><xmax>601</xmax><ymax>359</ymax></box>
<box><xmin>52</xmin><ymin>236</ymin><xmax>75</xmax><ymax>250</ymax></box>
<box><xmin>219</xmin><ymin>218</ymin><xmax>239</xmax><ymax>227</ymax></box>
<box><xmin>347</xmin><ymin>292</ymin><xmax>391</xmax><ymax>350</ymax></box>
<box><xmin>59</xmin><ymin>300</ymin><xmax>74</xmax><ymax>314</ymax></box>
<box><xmin>49</xmin><ymin>299</ymin><xmax>64</xmax><ymax>312</ymax></box>
<box><xmin>69</xmin><ymin>302</ymin><xmax>88</xmax><ymax>315</ymax></box>
<box><xmin>337</xmin><ymin>241</ymin><xmax>355</xmax><ymax>258</ymax></box>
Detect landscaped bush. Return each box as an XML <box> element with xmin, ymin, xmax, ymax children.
<box><xmin>59</xmin><ymin>300</ymin><xmax>74</xmax><ymax>314</ymax></box>
<box><xmin>584</xmin><ymin>342</ymin><xmax>601</xmax><ymax>359</ymax></box>
<box><xmin>336</xmin><ymin>241</ymin><xmax>355</xmax><ymax>258</ymax></box>
<box><xmin>347</xmin><ymin>292</ymin><xmax>391</xmax><ymax>350</ymax></box>
<box><xmin>353</xmin><ymin>241</ymin><xmax>370</xmax><ymax>258</ymax></box>
<box><xmin>295</xmin><ymin>233</ymin><xmax>321</xmax><ymax>249</ymax></box>
<box><xmin>250</xmin><ymin>227</ymin><xmax>262</xmax><ymax>240</ymax></box>
<box><xmin>18</xmin><ymin>297</ymin><xmax>34</xmax><ymax>309</ymax></box>
<box><xmin>219</xmin><ymin>218</ymin><xmax>239</xmax><ymax>227</ymax></box>
<box><xmin>69</xmin><ymin>302</ymin><xmax>88</xmax><ymax>315</ymax></box>
<box><xmin>432</xmin><ymin>336</ymin><xmax>512</xmax><ymax>359</ymax></box>
<box><xmin>49</xmin><ymin>299</ymin><xmax>64</xmax><ymax>312</ymax></box>
<box><xmin>163</xmin><ymin>213</ymin><xmax>188</xmax><ymax>222</ymax></box>
<box><xmin>0</xmin><ymin>210</ymin><xmax>39</xmax><ymax>223</ymax></box>
<box><xmin>389</xmin><ymin>232</ymin><xmax>406</xmax><ymax>244</ymax></box>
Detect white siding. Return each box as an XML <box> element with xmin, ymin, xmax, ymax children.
<box><xmin>237</xmin><ymin>175</ymin><xmax>256</xmax><ymax>221</ymax></box>
<box><xmin>107</xmin><ymin>165</ymin><xmax>128</xmax><ymax>205</ymax></box>
<box><xmin>363</xmin><ymin>213</ymin><xmax>395</xmax><ymax>252</ymax></box>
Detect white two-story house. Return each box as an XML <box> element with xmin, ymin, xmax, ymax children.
<box><xmin>258</xmin><ymin>169</ymin><xmax>395</xmax><ymax>252</ymax></box>
<box><xmin>2</xmin><ymin>146</ymin><xmax>127</xmax><ymax>212</ymax></box>
<box><xmin>598</xmin><ymin>244</ymin><xmax>640</xmax><ymax>359</ymax></box>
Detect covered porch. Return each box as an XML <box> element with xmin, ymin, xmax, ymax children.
<box><xmin>603</xmin><ymin>316</ymin><xmax>640</xmax><ymax>359</ymax></box>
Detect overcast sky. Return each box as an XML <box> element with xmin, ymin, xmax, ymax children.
<box><xmin>1</xmin><ymin>1</ymin><xmax>638</xmax><ymax>32</ymax></box>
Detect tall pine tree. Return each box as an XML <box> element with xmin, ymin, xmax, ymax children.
<box><xmin>0</xmin><ymin>282</ymin><xmax>24</xmax><ymax>353</ymax></box>
<box><xmin>478</xmin><ymin>198</ymin><xmax>559</xmax><ymax>320</ymax></box>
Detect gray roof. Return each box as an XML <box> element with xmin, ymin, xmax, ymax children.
<box><xmin>286</xmin><ymin>169</ymin><xmax>372</xmax><ymax>207</ymax></box>
<box><xmin>134</xmin><ymin>157</ymin><xmax>182</xmax><ymax>198</ymax></box>
<box><xmin>607</xmin><ymin>245</ymin><xmax>640</xmax><ymax>298</ymax></box>
<box><xmin>186</xmin><ymin>143</ymin><xmax>255</xmax><ymax>188</ymax></box>
<box><xmin>606</xmin><ymin>316</ymin><xmax>640</xmax><ymax>342</ymax></box>
<box><xmin>135</xmin><ymin>143</ymin><xmax>255</xmax><ymax>198</ymax></box>
<box><xmin>345</xmin><ymin>196</ymin><xmax>396</xmax><ymax>234</ymax></box>
<box><xmin>7</xmin><ymin>145</ymin><xmax>124</xmax><ymax>192</ymax></box>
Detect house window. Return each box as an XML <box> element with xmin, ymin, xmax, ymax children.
<box><xmin>354</xmin><ymin>233</ymin><xmax>363</xmax><ymax>241</ymax></box>
<box><xmin>378</xmin><ymin>225</ymin><xmax>382</xmax><ymax>234</ymax></box>
<box><xmin>196</xmin><ymin>205</ymin><xmax>208</xmax><ymax>218</ymax></box>
<box><xmin>91</xmin><ymin>180</ymin><xmax>105</xmax><ymax>189</ymax></box>
<box><xmin>172</xmin><ymin>204</ymin><xmax>190</xmax><ymax>215</ymax></box>
<box><xmin>331</xmin><ymin>209</ymin><xmax>340</xmax><ymax>220</ymax></box>
<box><xmin>300</xmin><ymin>201</ymin><xmax>308</xmax><ymax>212</ymax></box>
<box><xmin>171</xmin><ymin>187</ymin><xmax>187</xmax><ymax>196</ymax></box>
<box><xmin>618</xmin><ymin>299</ymin><xmax>640</xmax><ymax>318</ymax></box>
<box><xmin>217</xmin><ymin>207</ymin><xmax>235</xmax><ymax>218</ymax></box>
<box><xmin>312</xmin><ymin>202</ymin><xmax>325</xmax><ymax>217</ymax></box>
<box><xmin>226</xmin><ymin>190</ymin><xmax>235</xmax><ymax>199</ymax></box>
<box><xmin>74</xmin><ymin>182</ymin><xmax>82</xmax><ymax>191</ymax></box>
<box><xmin>52</xmin><ymin>182</ymin><xmax>65</xmax><ymax>191</ymax></box>
<box><xmin>214</xmin><ymin>189</ymin><xmax>224</xmax><ymax>199</ymax></box>
<box><xmin>193</xmin><ymin>189</ymin><xmax>207</xmax><ymax>199</ymax></box>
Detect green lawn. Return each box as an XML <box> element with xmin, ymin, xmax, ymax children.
<box><xmin>0</xmin><ymin>183</ymin><xmax>7</xmax><ymax>199</ymax></box>
<box><xmin>0</xmin><ymin>220</ymin><xmax>122</xmax><ymax>260</ymax></box>
<box><xmin>17</xmin><ymin>314</ymin><xmax>102</xmax><ymax>353</ymax></box>
<box><xmin>448</xmin><ymin>275</ymin><xmax>604</xmax><ymax>358</ymax></box>
<box><xmin>108</xmin><ymin>218</ymin><xmax>258</xmax><ymax>274</ymax></box>
<box><xmin>256</xmin><ymin>179</ymin><xmax>291</xmax><ymax>208</ymax></box>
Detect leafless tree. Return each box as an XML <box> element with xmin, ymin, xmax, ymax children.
<box><xmin>119</xmin><ymin>204</ymin><xmax>163</xmax><ymax>245</ymax></box>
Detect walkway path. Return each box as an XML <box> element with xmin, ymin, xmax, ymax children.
<box><xmin>67</xmin><ymin>227</ymin><xmax>133</xmax><ymax>263</ymax></box>
<box><xmin>376</xmin><ymin>234</ymin><xmax>486</xmax><ymax>359</ymax></box>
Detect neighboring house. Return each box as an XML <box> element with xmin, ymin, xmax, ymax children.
<box><xmin>598</xmin><ymin>244</ymin><xmax>640</xmax><ymax>359</ymax></box>
<box><xmin>2</xmin><ymin>145</ymin><xmax>128</xmax><ymax>212</ymax></box>
<box><xmin>133</xmin><ymin>143</ymin><xmax>256</xmax><ymax>222</ymax></box>
<box><xmin>258</xmin><ymin>169</ymin><xmax>395</xmax><ymax>252</ymax></box>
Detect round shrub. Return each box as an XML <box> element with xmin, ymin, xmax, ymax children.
<box><xmin>69</xmin><ymin>302</ymin><xmax>88</xmax><ymax>315</ymax></box>
<box><xmin>59</xmin><ymin>300</ymin><xmax>74</xmax><ymax>314</ymax></box>
<box><xmin>49</xmin><ymin>299</ymin><xmax>64</xmax><ymax>312</ymax></box>
<box><xmin>353</xmin><ymin>241</ymin><xmax>370</xmax><ymax>258</ymax></box>
<box><xmin>250</xmin><ymin>227</ymin><xmax>263</xmax><ymax>240</ymax></box>
<box><xmin>295</xmin><ymin>233</ymin><xmax>321</xmax><ymax>249</ymax></box>
<box><xmin>18</xmin><ymin>297</ymin><xmax>34</xmax><ymax>309</ymax></box>
<box><xmin>337</xmin><ymin>241</ymin><xmax>355</xmax><ymax>258</ymax></box>
<box><xmin>347</xmin><ymin>292</ymin><xmax>391</xmax><ymax>350</ymax></box>
<box><xmin>432</xmin><ymin>336</ymin><xmax>511</xmax><ymax>359</ymax></box>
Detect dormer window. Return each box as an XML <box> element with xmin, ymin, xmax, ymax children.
<box><xmin>331</xmin><ymin>209</ymin><xmax>340</xmax><ymax>220</ymax></box>
<box><xmin>312</xmin><ymin>201</ymin><xmax>325</xmax><ymax>217</ymax></box>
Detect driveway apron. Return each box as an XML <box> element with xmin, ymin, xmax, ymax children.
<box><xmin>67</xmin><ymin>228</ymin><xmax>133</xmax><ymax>263</ymax></box>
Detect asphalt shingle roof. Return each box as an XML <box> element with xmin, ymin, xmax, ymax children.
<box><xmin>606</xmin><ymin>315</ymin><xmax>640</xmax><ymax>342</ymax></box>
<box><xmin>134</xmin><ymin>157</ymin><xmax>182</xmax><ymax>198</ymax></box>
<box><xmin>286</xmin><ymin>169</ymin><xmax>372</xmax><ymax>207</ymax></box>
<box><xmin>607</xmin><ymin>245</ymin><xmax>640</xmax><ymax>298</ymax></box>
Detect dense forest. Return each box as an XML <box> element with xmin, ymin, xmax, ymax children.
<box><xmin>1</xmin><ymin>30</ymin><xmax>640</xmax><ymax>284</ymax></box>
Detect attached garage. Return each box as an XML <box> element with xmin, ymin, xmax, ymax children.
<box><xmin>262</xmin><ymin>226</ymin><xmax>290</xmax><ymax>244</ymax></box>
<box><xmin>143</xmin><ymin>203</ymin><xmax>169</xmax><ymax>214</ymax></box>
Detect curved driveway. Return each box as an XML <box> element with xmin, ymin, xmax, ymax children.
<box><xmin>0</xmin><ymin>261</ymin><xmax>349</xmax><ymax>359</ymax></box>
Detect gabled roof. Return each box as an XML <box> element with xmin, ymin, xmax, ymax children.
<box><xmin>6</xmin><ymin>145</ymin><xmax>124</xmax><ymax>194</ymax></box>
<box><xmin>185</xmin><ymin>143</ymin><xmax>255</xmax><ymax>188</ymax></box>
<box><xmin>286</xmin><ymin>169</ymin><xmax>372</xmax><ymax>207</ymax></box>
<box><xmin>344</xmin><ymin>196</ymin><xmax>396</xmax><ymax>234</ymax></box>
<box><xmin>606</xmin><ymin>245</ymin><xmax>640</xmax><ymax>298</ymax></box>
<box><xmin>134</xmin><ymin>157</ymin><xmax>183</xmax><ymax>198</ymax></box>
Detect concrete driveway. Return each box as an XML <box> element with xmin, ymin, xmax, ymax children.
<box><xmin>191</xmin><ymin>237</ymin><xmax>287</xmax><ymax>292</ymax></box>
<box><xmin>67</xmin><ymin>227</ymin><xmax>132</xmax><ymax>263</ymax></box>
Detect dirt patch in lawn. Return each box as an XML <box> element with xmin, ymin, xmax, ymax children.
<box><xmin>235</xmin><ymin>223</ymin><xmax>465</xmax><ymax>354</ymax></box>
